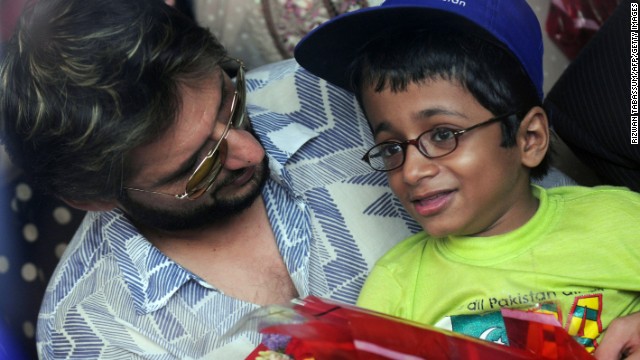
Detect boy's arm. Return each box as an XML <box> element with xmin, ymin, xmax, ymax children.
<box><xmin>593</xmin><ymin>311</ymin><xmax>640</xmax><ymax>360</ymax></box>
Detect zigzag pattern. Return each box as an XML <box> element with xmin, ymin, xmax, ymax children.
<box><xmin>364</xmin><ymin>192</ymin><xmax>423</xmax><ymax>234</ymax></box>
<box><xmin>37</xmin><ymin>60</ymin><xmax>418</xmax><ymax>359</ymax></box>
<box><xmin>306</xmin><ymin>187</ymin><xmax>368</xmax><ymax>303</ymax></box>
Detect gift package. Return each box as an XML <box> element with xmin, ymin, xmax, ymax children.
<box><xmin>236</xmin><ymin>296</ymin><xmax>592</xmax><ymax>360</ymax></box>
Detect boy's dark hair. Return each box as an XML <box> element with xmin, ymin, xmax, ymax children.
<box><xmin>0</xmin><ymin>0</ymin><xmax>227</xmax><ymax>202</ymax></box>
<box><xmin>348</xmin><ymin>26</ymin><xmax>550</xmax><ymax>180</ymax></box>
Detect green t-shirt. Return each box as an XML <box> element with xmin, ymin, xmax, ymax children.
<box><xmin>357</xmin><ymin>185</ymin><xmax>640</xmax><ymax>352</ymax></box>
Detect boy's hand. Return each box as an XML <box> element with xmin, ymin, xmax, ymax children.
<box><xmin>594</xmin><ymin>312</ymin><xmax>640</xmax><ymax>359</ymax></box>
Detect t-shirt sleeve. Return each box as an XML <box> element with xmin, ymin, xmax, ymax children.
<box><xmin>357</xmin><ymin>263</ymin><xmax>406</xmax><ymax>318</ymax></box>
<box><xmin>357</xmin><ymin>233</ymin><xmax>427</xmax><ymax>319</ymax></box>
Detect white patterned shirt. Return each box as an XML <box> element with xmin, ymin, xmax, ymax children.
<box><xmin>36</xmin><ymin>60</ymin><xmax>422</xmax><ymax>359</ymax></box>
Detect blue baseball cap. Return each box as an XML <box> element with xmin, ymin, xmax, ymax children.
<box><xmin>294</xmin><ymin>0</ymin><xmax>544</xmax><ymax>100</ymax></box>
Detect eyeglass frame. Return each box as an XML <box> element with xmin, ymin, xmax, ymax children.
<box><xmin>362</xmin><ymin>113</ymin><xmax>517</xmax><ymax>172</ymax></box>
<box><xmin>122</xmin><ymin>57</ymin><xmax>247</xmax><ymax>200</ymax></box>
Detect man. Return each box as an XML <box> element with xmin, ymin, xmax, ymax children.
<box><xmin>0</xmin><ymin>0</ymin><xmax>419</xmax><ymax>358</ymax></box>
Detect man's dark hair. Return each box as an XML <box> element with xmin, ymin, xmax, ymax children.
<box><xmin>0</xmin><ymin>0</ymin><xmax>227</xmax><ymax>202</ymax></box>
<box><xmin>348</xmin><ymin>26</ymin><xmax>550</xmax><ymax>179</ymax></box>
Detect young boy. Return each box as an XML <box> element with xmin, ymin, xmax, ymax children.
<box><xmin>295</xmin><ymin>0</ymin><xmax>640</xmax><ymax>356</ymax></box>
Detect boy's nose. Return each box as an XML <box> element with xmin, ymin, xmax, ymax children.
<box><xmin>221</xmin><ymin>128</ymin><xmax>265</xmax><ymax>170</ymax></box>
<box><xmin>401</xmin><ymin>146</ymin><xmax>439</xmax><ymax>184</ymax></box>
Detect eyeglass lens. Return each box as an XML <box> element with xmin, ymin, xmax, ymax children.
<box><xmin>183</xmin><ymin>61</ymin><xmax>245</xmax><ymax>199</ymax></box>
<box><xmin>367</xmin><ymin>130</ymin><xmax>457</xmax><ymax>171</ymax></box>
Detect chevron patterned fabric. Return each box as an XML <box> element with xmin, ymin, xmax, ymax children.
<box><xmin>36</xmin><ymin>60</ymin><xmax>421</xmax><ymax>359</ymax></box>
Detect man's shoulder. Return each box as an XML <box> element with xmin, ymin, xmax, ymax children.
<box><xmin>40</xmin><ymin>210</ymin><xmax>143</xmax><ymax>316</ymax></box>
<box><xmin>246</xmin><ymin>58</ymin><xmax>317</xmax><ymax>86</ymax></box>
<box><xmin>246</xmin><ymin>59</ymin><xmax>376</xmax><ymax>179</ymax></box>
<box><xmin>246</xmin><ymin>58</ymin><xmax>300</xmax><ymax>83</ymax></box>
<box><xmin>37</xmin><ymin>212</ymin><xmax>126</xmax><ymax>349</ymax></box>
<box><xmin>62</xmin><ymin>209</ymin><xmax>140</xmax><ymax>265</ymax></box>
<box><xmin>246</xmin><ymin>59</ymin><xmax>356</xmax><ymax>114</ymax></box>
<box><xmin>42</xmin><ymin>211</ymin><xmax>126</xmax><ymax>298</ymax></box>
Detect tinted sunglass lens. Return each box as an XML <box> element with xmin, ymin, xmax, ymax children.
<box><xmin>187</xmin><ymin>157</ymin><xmax>216</xmax><ymax>192</ymax></box>
<box><xmin>185</xmin><ymin>140</ymin><xmax>228</xmax><ymax>198</ymax></box>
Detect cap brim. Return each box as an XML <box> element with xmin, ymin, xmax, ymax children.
<box><xmin>294</xmin><ymin>6</ymin><xmax>497</xmax><ymax>92</ymax></box>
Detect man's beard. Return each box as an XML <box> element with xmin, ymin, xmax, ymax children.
<box><xmin>119</xmin><ymin>156</ymin><xmax>270</xmax><ymax>232</ymax></box>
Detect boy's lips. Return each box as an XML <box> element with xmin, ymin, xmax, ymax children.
<box><xmin>411</xmin><ymin>189</ymin><xmax>455</xmax><ymax>217</ymax></box>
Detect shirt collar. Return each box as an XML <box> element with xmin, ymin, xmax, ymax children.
<box><xmin>245</xmin><ymin>60</ymin><xmax>320</xmax><ymax>168</ymax></box>
<box><xmin>251</xmin><ymin>110</ymin><xmax>319</xmax><ymax>168</ymax></box>
<box><xmin>102</xmin><ymin>209</ymin><xmax>209</xmax><ymax>314</ymax></box>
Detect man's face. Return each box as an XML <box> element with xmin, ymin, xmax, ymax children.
<box><xmin>119</xmin><ymin>68</ymin><xmax>269</xmax><ymax>232</ymax></box>
<box><xmin>362</xmin><ymin>79</ymin><xmax>534</xmax><ymax>238</ymax></box>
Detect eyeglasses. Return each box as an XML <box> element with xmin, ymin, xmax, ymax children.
<box><xmin>362</xmin><ymin>113</ymin><xmax>515</xmax><ymax>172</ymax></box>
<box><xmin>123</xmin><ymin>58</ymin><xmax>247</xmax><ymax>200</ymax></box>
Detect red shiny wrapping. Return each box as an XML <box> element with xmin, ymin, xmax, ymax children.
<box><xmin>545</xmin><ymin>0</ymin><xmax>620</xmax><ymax>59</ymax></box>
<box><xmin>502</xmin><ymin>307</ymin><xmax>592</xmax><ymax>360</ymax></box>
<box><xmin>246</xmin><ymin>296</ymin><xmax>592</xmax><ymax>359</ymax></box>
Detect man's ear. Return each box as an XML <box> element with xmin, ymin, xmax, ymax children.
<box><xmin>517</xmin><ymin>106</ymin><xmax>550</xmax><ymax>168</ymax></box>
<box><xmin>62</xmin><ymin>198</ymin><xmax>118</xmax><ymax>212</ymax></box>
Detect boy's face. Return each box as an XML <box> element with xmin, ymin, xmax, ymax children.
<box><xmin>361</xmin><ymin>79</ymin><xmax>538</xmax><ymax>238</ymax></box>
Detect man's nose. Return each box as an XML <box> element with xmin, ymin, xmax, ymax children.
<box><xmin>221</xmin><ymin>128</ymin><xmax>265</xmax><ymax>170</ymax></box>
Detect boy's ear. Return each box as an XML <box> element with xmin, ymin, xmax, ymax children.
<box><xmin>62</xmin><ymin>198</ymin><xmax>118</xmax><ymax>212</ymax></box>
<box><xmin>517</xmin><ymin>106</ymin><xmax>549</xmax><ymax>168</ymax></box>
